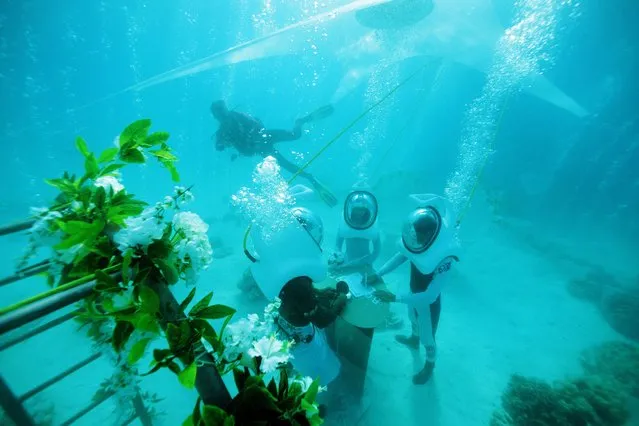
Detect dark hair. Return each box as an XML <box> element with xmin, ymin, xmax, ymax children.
<box><xmin>278</xmin><ymin>276</ymin><xmax>317</xmax><ymax>326</ymax></box>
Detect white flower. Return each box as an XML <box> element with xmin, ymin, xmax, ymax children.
<box><xmin>248</xmin><ymin>336</ymin><xmax>292</xmax><ymax>373</ymax></box>
<box><xmin>172</xmin><ymin>212</ymin><xmax>213</xmax><ymax>284</ymax></box>
<box><xmin>173</xmin><ymin>212</ymin><xmax>208</xmax><ymax>236</ymax></box>
<box><xmin>222</xmin><ymin>318</ymin><xmax>256</xmax><ymax>362</ymax></box>
<box><xmin>94</xmin><ymin>175</ymin><xmax>124</xmax><ymax>194</ymax></box>
<box><xmin>173</xmin><ymin>186</ymin><xmax>195</xmax><ymax>206</ymax></box>
<box><xmin>113</xmin><ymin>207</ymin><xmax>166</xmax><ymax>251</ymax></box>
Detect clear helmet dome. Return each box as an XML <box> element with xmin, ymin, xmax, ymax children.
<box><xmin>291</xmin><ymin>207</ymin><xmax>324</xmax><ymax>247</ymax></box>
<box><xmin>344</xmin><ymin>190</ymin><xmax>378</xmax><ymax>230</ymax></box>
<box><xmin>401</xmin><ymin>207</ymin><xmax>441</xmax><ymax>254</ymax></box>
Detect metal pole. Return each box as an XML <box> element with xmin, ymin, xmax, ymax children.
<box><xmin>59</xmin><ymin>390</ymin><xmax>115</xmax><ymax>426</ymax></box>
<box><xmin>19</xmin><ymin>353</ymin><xmax>101</xmax><ymax>402</ymax></box>
<box><xmin>0</xmin><ymin>375</ymin><xmax>36</xmax><ymax>426</ymax></box>
<box><xmin>132</xmin><ymin>391</ymin><xmax>153</xmax><ymax>426</ymax></box>
<box><xmin>0</xmin><ymin>263</ymin><xmax>51</xmax><ymax>288</ymax></box>
<box><xmin>148</xmin><ymin>280</ymin><xmax>232</xmax><ymax>408</ymax></box>
<box><xmin>0</xmin><ymin>309</ymin><xmax>80</xmax><ymax>352</ymax></box>
<box><xmin>0</xmin><ymin>281</ymin><xmax>96</xmax><ymax>336</ymax></box>
<box><xmin>0</xmin><ymin>219</ymin><xmax>36</xmax><ymax>237</ymax></box>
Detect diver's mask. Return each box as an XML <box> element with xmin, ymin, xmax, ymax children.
<box><xmin>343</xmin><ymin>190</ymin><xmax>378</xmax><ymax>230</ymax></box>
<box><xmin>401</xmin><ymin>207</ymin><xmax>441</xmax><ymax>254</ymax></box>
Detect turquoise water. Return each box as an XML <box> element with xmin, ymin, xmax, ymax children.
<box><xmin>1</xmin><ymin>1</ymin><xmax>638</xmax><ymax>425</ymax></box>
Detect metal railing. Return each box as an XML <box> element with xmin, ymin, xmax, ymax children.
<box><xmin>0</xmin><ymin>224</ymin><xmax>151</xmax><ymax>426</ymax></box>
<box><xmin>0</xmin><ymin>216</ymin><xmax>232</xmax><ymax>425</ymax></box>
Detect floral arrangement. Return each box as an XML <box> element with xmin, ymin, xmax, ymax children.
<box><xmin>13</xmin><ymin>119</ymin><xmax>324</xmax><ymax>426</ymax></box>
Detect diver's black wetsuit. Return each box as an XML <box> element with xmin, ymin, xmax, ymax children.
<box><xmin>214</xmin><ymin>110</ymin><xmax>314</xmax><ymax>179</ymax></box>
<box><xmin>409</xmin><ymin>263</ymin><xmax>442</xmax><ymax>339</ymax></box>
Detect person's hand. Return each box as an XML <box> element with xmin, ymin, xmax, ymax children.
<box><xmin>373</xmin><ymin>290</ymin><xmax>396</xmax><ymax>303</ymax></box>
<box><xmin>328</xmin><ymin>252</ymin><xmax>345</xmax><ymax>265</ymax></box>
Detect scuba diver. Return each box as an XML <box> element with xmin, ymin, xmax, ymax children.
<box><xmin>329</xmin><ymin>189</ymin><xmax>402</xmax><ymax>328</ymax></box>
<box><xmin>370</xmin><ymin>194</ymin><xmax>460</xmax><ymax>385</ymax></box>
<box><xmin>210</xmin><ymin>100</ymin><xmax>338</xmax><ymax>207</ymax></box>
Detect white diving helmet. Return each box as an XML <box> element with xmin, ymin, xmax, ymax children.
<box><xmin>343</xmin><ymin>190</ymin><xmax>378</xmax><ymax>230</ymax></box>
<box><xmin>248</xmin><ymin>207</ymin><xmax>327</xmax><ymax>300</ymax></box>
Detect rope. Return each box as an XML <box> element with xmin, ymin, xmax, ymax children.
<box><xmin>242</xmin><ymin>63</ymin><xmax>429</xmax><ymax>256</ymax></box>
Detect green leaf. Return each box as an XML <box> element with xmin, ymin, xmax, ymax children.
<box><xmin>55</xmin><ymin>220</ymin><xmax>105</xmax><ymax>250</ymax></box>
<box><xmin>75</xmin><ymin>136</ymin><xmax>90</xmax><ymax>158</ymax></box>
<box><xmin>155</xmin><ymin>258</ymin><xmax>179</xmax><ymax>285</ymax></box>
<box><xmin>94</xmin><ymin>270</ymin><xmax>120</xmax><ymax>293</ymax></box>
<box><xmin>167</xmin><ymin>163</ymin><xmax>180</xmax><ymax>182</ymax></box>
<box><xmin>233</xmin><ymin>368</ymin><xmax>248</xmax><ymax>391</ymax></box>
<box><xmin>153</xmin><ymin>348</ymin><xmax>172</xmax><ymax>362</ymax></box>
<box><xmin>189</xmin><ymin>292</ymin><xmax>213</xmax><ymax>317</ymax></box>
<box><xmin>168</xmin><ymin>361</ymin><xmax>182</xmax><ymax>375</ymax></box>
<box><xmin>120</xmin><ymin>119</ymin><xmax>152</xmax><ymax>147</ymax></box>
<box><xmin>120</xmin><ymin>147</ymin><xmax>146</xmax><ymax>164</ymax></box>
<box><xmin>278</xmin><ymin>369</ymin><xmax>289</xmax><ymax>400</ymax></box>
<box><xmin>144</xmin><ymin>131</ymin><xmax>170</xmax><ymax>146</ymax></box>
<box><xmin>301</xmin><ymin>399</ymin><xmax>322</xmax><ymax>426</ymax></box>
<box><xmin>151</xmin><ymin>149</ymin><xmax>178</xmax><ymax>161</ymax></box>
<box><xmin>139</xmin><ymin>286</ymin><xmax>160</xmax><ymax>314</ymax></box>
<box><xmin>112</xmin><ymin>321</ymin><xmax>135</xmax><ymax>352</ymax></box>
<box><xmin>192</xmin><ymin>398</ymin><xmax>202</xmax><ymax>426</ymax></box>
<box><xmin>98</xmin><ymin>147</ymin><xmax>119</xmax><ymax>163</ymax></box>
<box><xmin>166</xmin><ymin>323</ymin><xmax>182</xmax><ymax>352</ymax></box>
<box><xmin>191</xmin><ymin>319</ymin><xmax>219</xmax><ymax>350</ymax></box>
<box><xmin>147</xmin><ymin>239</ymin><xmax>172</xmax><ymax>260</ymax></box>
<box><xmin>181</xmin><ymin>415</ymin><xmax>194</xmax><ymax>426</ymax></box>
<box><xmin>44</xmin><ymin>178</ymin><xmax>77</xmax><ymax>194</ymax></box>
<box><xmin>107</xmin><ymin>202</ymin><xmax>146</xmax><ymax>225</ymax></box>
<box><xmin>133</xmin><ymin>313</ymin><xmax>160</xmax><ymax>334</ymax></box>
<box><xmin>94</xmin><ymin>186</ymin><xmax>106</xmax><ymax>210</ymax></box>
<box><xmin>122</xmin><ymin>250</ymin><xmax>133</xmax><ymax>283</ymax></box>
<box><xmin>267</xmin><ymin>377</ymin><xmax>278</xmax><ymax>399</ymax></box>
<box><xmin>242</xmin><ymin>385</ymin><xmax>282</xmax><ymax>414</ymax></box>
<box><xmin>201</xmin><ymin>405</ymin><xmax>230</xmax><ymax>426</ymax></box>
<box><xmin>303</xmin><ymin>378</ymin><xmax>320</xmax><ymax>403</ymax></box>
<box><xmin>128</xmin><ymin>337</ymin><xmax>151</xmax><ymax>365</ymax></box>
<box><xmin>99</xmin><ymin>163</ymin><xmax>125</xmax><ymax>176</ymax></box>
<box><xmin>180</xmin><ymin>288</ymin><xmax>197</xmax><ymax>311</ymax></box>
<box><xmin>84</xmin><ymin>154</ymin><xmax>100</xmax><ymax>178</ymax></box>
<box><xmin>178</xmin><ymin>362</ymin><xmax>197</xmax><ymax>389</ymax></box>
<box><xmin>141</xmin><ymin>362</ymin><xmax>164</xmax><ymax>377</ymax></box>
<box><xmin>194</xmin><ymin>305</ymin><xmax>236</xmax><ymax>320</ymax></box>
<box><xmin>178</xmin><ymin>321</ymin><xmax>193</xmax><ymax>349</ymax></box>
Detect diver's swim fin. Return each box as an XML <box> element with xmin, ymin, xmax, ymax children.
<box><xmin>311</xmin><ymin>178</ymin><xmax>338</xmax><ymax>207</ymax></box>
<box><xmin>299</xmin><ymin>104</ymin><xmax>335</xmax><ymax>124</ymax></box>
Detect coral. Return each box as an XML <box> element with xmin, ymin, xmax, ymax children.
<box><xmin>581</xmin><ymin>341</ymin><xmax>639</xmax><ymax>399</ymax></box>
<box><xmin>491</xmin><ymin>374</ymin><xmax>629</xmax><ymax>426</ymax></box>
<box><xmin>600</xmin><ymin>291</ymin><xmax>639</xmax><ymax>341</ymax></box>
